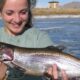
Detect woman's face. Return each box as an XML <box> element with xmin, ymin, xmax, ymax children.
<box><xmin>1</xmin><ymin>0</ymin><xmax>29</xmax><ymax>36</ymax></box>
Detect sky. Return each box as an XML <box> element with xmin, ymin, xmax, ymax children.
<box><xmin>36</xmin><ymin>0</ymin><xmax>80</xmax><ymax>8</ymax></box>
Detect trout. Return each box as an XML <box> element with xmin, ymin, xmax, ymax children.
<box><xmin>0</xmin><ymin>42</ymin><xmax>80</xmax><ymax>79</ymax></box>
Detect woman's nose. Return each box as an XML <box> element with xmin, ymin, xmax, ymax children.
<box><xmin>14</xmin><ymin>14</ymin><xmax>21</xmax><ymax>23</ymax></box>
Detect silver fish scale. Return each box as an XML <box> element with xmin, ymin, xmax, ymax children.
<box><xmin>0</xmin><ymin>42</ymin><xmax>80</xmax><ymax>78</ymax></box>
<box><xmin>9</xmin><ymin>47</ymin><xmax>80</xmax><ymax>78</ymax></box>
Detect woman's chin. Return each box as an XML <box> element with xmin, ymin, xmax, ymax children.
<box><xmin>10</xmin><ymin>29</ymin><xmax>23</xmax><ymax>35</ymax></box>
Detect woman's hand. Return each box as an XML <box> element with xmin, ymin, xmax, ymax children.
<box><xmin>0</xmin><ymin>62</ymin><xmax>7</xmax><ymax>80</ymax></box>
<box><xmin>47</xmin><ymin>64</ymin><xmax>68</xmax><ymax>80</ymax></box>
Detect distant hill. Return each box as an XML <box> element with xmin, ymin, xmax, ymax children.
<box><xmin>61</xmin><ymin>1</ymin><xmax>80</xmax><ymax>9</ymax></box>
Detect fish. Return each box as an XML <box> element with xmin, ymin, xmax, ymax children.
<box><xmin>0</xmin><ymin>42</ymin><xmax>80</xmax><ymax>79</ymax></box>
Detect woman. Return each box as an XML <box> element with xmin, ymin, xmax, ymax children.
<box><xmin>0</xmin><ymin>0</ymin><xmax>68</xmax><ymax>80</ymax></box>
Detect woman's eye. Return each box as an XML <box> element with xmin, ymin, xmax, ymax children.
<box><xmin>6</xmin><ymin>11</ymin><xmax>13</xmax><ymax>16</ymax></box>
<box><xmin>21</xmin><ymin>9</ymin><xmax>29</xmax><ymax>15</ymax></box>
<box><xmin>21</xmin><ymin>11</ymin><xmax>27</xmax><ymax>14</ymax></box>
<box><xmin>6</xmin><ymin>13</ymin><xmax>13</xmax><ymax>15</ymax></box>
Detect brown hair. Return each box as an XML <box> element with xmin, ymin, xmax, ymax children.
<box><xmin>0</xmin><ymin>0</ymin><xmax>32</xmax><ymax>29</ymax></box>
<box><xmin>24</xmin><ymin>0</ymin><xmax>33</xmax><ymax>29</ymax></box>
<box><xmin>0</xmin><ymin>0</ymin><xmax>5</xmax><ymax>11</ymax></box>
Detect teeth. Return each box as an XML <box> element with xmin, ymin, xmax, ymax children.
<box><xmin>13</xmin><ymin>23</ymin><xmax>22</xmax><ymax>27</ymax></box>
<box><xmin>12</xmin><ymin>24</ymin><xmax>20</xmax><ymax>28</ymax></box>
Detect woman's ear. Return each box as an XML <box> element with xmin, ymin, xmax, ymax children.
<box><xmin>0</xmin><ymin>12</ymin><xmax>2</xmax><ymax>18</ymax></box>
<box><xmin>0</xmin><ymin>12</ymin><xmax>1</xmax><ymax>17</ymax></box>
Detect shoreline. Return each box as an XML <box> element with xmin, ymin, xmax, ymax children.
<box><xmin>0</xmin><ymin>15</ymin><xmax>80</xmax><ymax>19</ymax></box>
<box><xmin>34</xmin><ymin>15</ymin><xmax>80</xmax><ymax>18</ymax></box>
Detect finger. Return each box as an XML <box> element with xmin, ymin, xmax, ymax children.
<box><xmin>0</xmin><ymin>61</ymin><xmax>2</xmax><ymax>65</ymax></box>
<box><xmin>61</xmin><ymin>70</ymin><xmax>68</xmax><ymax>80</ymax></box>
<box><xmin>0</xmin><ymin>63</ymin><xmax>7</xmax><ymax>79</ymax></box>
<box><xmin>52</xmin><ymin>64</ymin><xmax>58</xmax><ymax>79</ymax></box>
<box><xmin>47</xmin><ymin>66</ymin><xmax>53</xmax><ymax>75</ymax></box>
